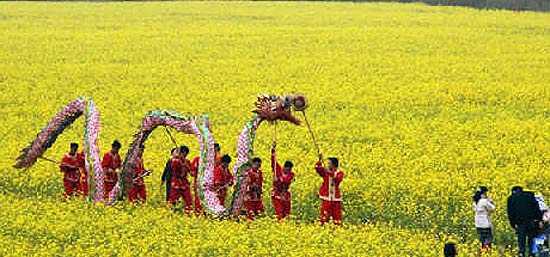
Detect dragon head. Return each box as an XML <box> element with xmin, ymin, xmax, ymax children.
<box><xmin>252</xmin><ymin>93</ymin><xmax>308</xmax><ymax>125</ymax></box>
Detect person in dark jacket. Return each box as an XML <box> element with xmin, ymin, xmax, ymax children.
<box><xmin>443</xmin><ymin>242</ymin><xmax>458</xmax><ymax>257</ymax></box>
<box><xmin>161</xmin><ymin>148</ymin><xmax>178</xmax><ymax>202</ymax></box>
<box><xmin>507</xmin><ymin>186</ymin><xmax>543</xmax><ymax>256</ymax></box>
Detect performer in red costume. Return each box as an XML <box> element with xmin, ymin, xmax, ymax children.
<box><xmin>315</xmin><ymin>156</ymin><xmax>344</xmax><ymax>225</ymax></box>
<box><xmin>101</xmin><ymin>140</ymin><xmax>122</xmax><ymax>198</ymax></box>
<box><xmin>60</xmin><ymin>142</ymin><xmax>84</xmax><ymax>198</ymax></box>
<box><xmin>244</xmin><ymin>157</ymin><xmax>264</xmax><ymax>220</ymax></box>
<box><xmin>213</xmin><ymin>154</ymin><xmax>233</xmax><ymax>207</ymax></box>
<box><xmin>169</xmin><ymin>146</ymin><xmax>192</xmax><ymax>213</ymax></box>
<box><xmin>271</xmin><ymin>141</ymin><xmax>295</xmax><ymax>221</ymax></box>
<box><xmin>129</xmin><ymin>145</ymin><xmax>151</xmax><ymax>203</ymax></box>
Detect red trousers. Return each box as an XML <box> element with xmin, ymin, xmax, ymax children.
<box><xmin>272</xmin><ymin>197</ymin><xmax>291</xmax><ymax>221</ymax></box>
<box><xmin>216</xmin><ymin>188</ymin><xmax>227</xmax><ymax>207</ymax></box>
<box><xmin>319</xmin><ymin>200</ymin><xmax>342</xmax><ymax>225</ymax></box>
<box><xmin>193</xmin><ymin>186</ymin><xmax>203</xmax><ymax>215</ymax></box>
<box><xmin>129</xmin><ymin>184</ymin><xmax>146</xmax><ymax>202</ymax></box>
<box><xmin>104</xmin><ymin>182</ymin><xmax>116</xmax><ymax>198</ymax></box>
<box><xmin>170</xmin><ymin>187</ymin><xmax>192</xmax><ymax>211</ymax></box>
<box><xmin>63</xmin><ymin>179</ymin><xmax>78</xmax><ymax>197</ymax></box>
<box><xmin>77</xmin><ymin>180</ymin><xmax>88</xmax><ymax>196</ymax></box>
<box><xmin>244</xmin><ymin>200</ymin><xmax>265</xmax><ymax>220</ymax></box>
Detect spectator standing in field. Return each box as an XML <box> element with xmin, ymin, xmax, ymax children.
<box><xmin>443</xmin><ymin>242</ymin><xmax>458</xmax><ymax>257</ymax></box>
<box><xmin>473</xmin><ymin>186</ymin><xmax>495</xmax><ymax>252</ymax></box>
<box><xmin>507</xmin><ymin>186</ymin><xmax>543</xmax><ymax>257</ymax></box>
<box><xmin>531</xmin><ymin>194</ymin><xmax>550</xmax><ymax>256</ymax></box>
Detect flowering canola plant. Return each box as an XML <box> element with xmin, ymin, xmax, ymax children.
<box><xmin>0</xmin><ymin>1</ymin><xmax>549</xmax><ymax>256</ymax></box>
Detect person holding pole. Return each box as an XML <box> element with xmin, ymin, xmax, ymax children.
<box><xmin>214</xmin><ymin>154</ymin><xmax>233</xmax><ymax>207</ymax></box>
<box><xmin>129</xmin><ymin>144</ymin><xmax>152</xmax><ymax>203</ymax></box>
<box><xmin>169</xmin><ymin>146</ymin><xmax>193</xmax><ymax>213</ymax></box>
<box><xmin>244</xmin><ymin>157</ymin><xmax>265</xmax><ymax>220</ymax></box>
<box><xmin>315</xmin><ymin>156</ymin><xmax>344</xmax><ymax>225</ymax></box>
<box><xmin>161</xmin><ymin>148</ymin><xmax>178</xmax><ymax>202</ymax></box>
<box><xmin>295</xmin><ymin>95</ymin><xmax>344</xmax><ymax>225</ymax></box>
<box><xmin>271</xmin><ymin>140</ymin><xmax>295</xmax><ymax>221</ymax></box>
<box><xmin>60</xmin><ymin>142</ymin><xmax>84</xmax><ymax>199</ymax></box>
<box><xmin>102</xmin><ymin>140</ymin><xmax>122</xmax><ymax>198</ymax></box>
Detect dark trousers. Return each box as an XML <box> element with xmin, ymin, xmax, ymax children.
<box><xmin>517</xmin><ymin>223</ymin><xmax>535</xmax><ymax>256</ymax></box>
<box><xmin>165</xmin><ymin>183</ymin><xmax>171</xmax><ymax>202</ymax></box>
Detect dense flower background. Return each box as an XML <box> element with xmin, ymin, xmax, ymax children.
<box><xmin>0</xmin><ymin>2</ymin><xmax>548</xmax><ymax>256</ymax></box>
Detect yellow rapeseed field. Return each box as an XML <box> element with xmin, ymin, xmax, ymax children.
<box><xmin>0</xmin><ymin>1</ymin><xmax>548</xmax><ymax>256</ymax></box>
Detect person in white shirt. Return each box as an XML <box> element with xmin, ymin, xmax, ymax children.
<box><xmin>473</xmin><ymin>186</ymin><xmax>495</xmax><ymax>252</ymax></box>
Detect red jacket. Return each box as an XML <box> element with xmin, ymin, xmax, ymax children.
<box><xmin>132</xmin><ymin>160</ymin><xmax>147</xmax><ymax>186</ymax></box>
<box><xmin>102</xmin><ymin>152</ymin><xmax>121</xmax><ymax>184</ymax></box>
<box><xmin>190</xmin><ymin>156</ymin><xmax>200</xmax><ymax>187</ymax></box>
<box><xmin>60</xmin><ymin>153</ymin><xmax>84</xmax><ymax>182</ymax></box>
<box><xmin>271</xmin><ymin>151</ymin><xmax>294</xmax><ymax>201</ymax></box>
<box><xmin>214</xmin><ymin>165</ymin><xmax>233</xmax><ymax>186</ymax></box>
<box><xmin>315</xmin><ymin>161</ymin><xmax>343</xmax><ymax>202</ymax></box>
<box><xmin>170</xmin><ymin>158</ymin><xmax>191</xmax><ymax>190</ymax></box>
<box><xmin>245</xmin><ymin>168</ymin><xmax>263</xmax><ymax>201</ymax></box>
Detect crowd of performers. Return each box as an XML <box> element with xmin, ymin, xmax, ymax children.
<box><xmin>59</xmin><ymin>140</ymin><xmax>345</xmax><ymax>225</ymax></box>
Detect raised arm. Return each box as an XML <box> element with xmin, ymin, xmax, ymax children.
<box><xmin>315</xmin><ymin>161</ymin><xmax>326</xmax><ymax>177</ymax></box>
<box><xmin>271</xmin><ymin>141</ymin><xmax>282</xmax><ymax>178</ymax></box>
